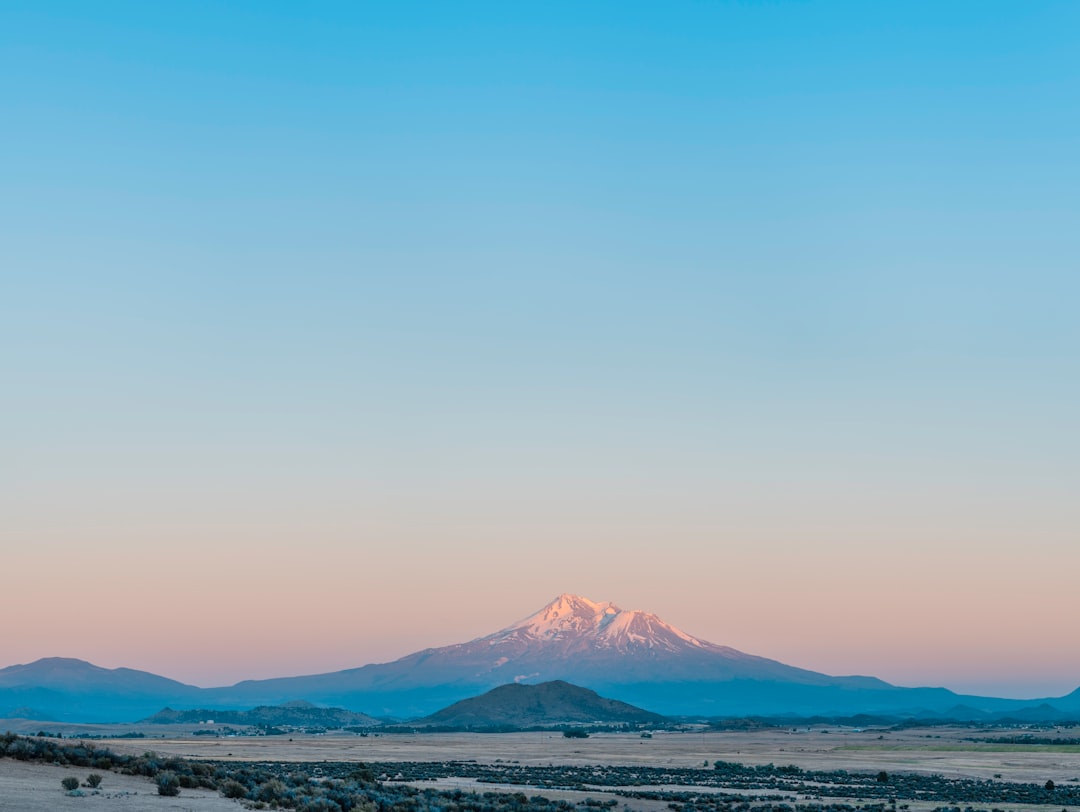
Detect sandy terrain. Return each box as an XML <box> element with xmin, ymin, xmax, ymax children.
<box><xmin>0</xmin><ymin>759</ymin><xmax>242</xmax><ymax>811</ymax></box>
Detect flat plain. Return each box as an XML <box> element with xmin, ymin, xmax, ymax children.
<box><xmin>0</xmin><ymin>758</ymin><xmax>242</xmax><ymax>811</ymax></box>
<box><xmin>97</xmin><ymin>726</ymin><xmax>1080</xmax><ymax>784</ymax></box>
<box><xmin>6</xmin><ymin>726</ymin><xmax>1080</xmax><ymax>812</ymax></box>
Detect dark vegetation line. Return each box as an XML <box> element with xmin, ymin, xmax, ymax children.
<box><xmin>3</xmin><ymin>733</ymin><xmax>1078</xmax><ymax>811</ymax></box>
<box><xmin>706</xmin><ymin>719</ymin><xmax>1080</xmax><ymax>732</ymax></box>
<box><xmin>1</xmin><ymin>734</ymin><xmax>596</xmax><ymax>812</ymax></box>
<box><xmin>377</xmin><ymin>760</ymin><xmax>1080</xmax><ymax>805</ymax></box>
<box><xmin>964</xmin><ymin>736</ymin><xmax>1080</xmax><ymax>746</ymax></box>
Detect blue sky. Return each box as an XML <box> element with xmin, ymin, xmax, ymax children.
<box><xmin>2</xmin><ymin>2</ymin><xmax>1079</xmax><ymax>694</ymax></box>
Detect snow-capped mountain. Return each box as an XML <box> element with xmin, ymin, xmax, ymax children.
<box><xmin>5</xmin><ymin>595</ymin><xmax>1073</xmax><ymax>721</ymax></box>
<box><xmin>198</xmin><ymin>593</ymin><xmax>971</xmax><ymax>716</ymax></box>
<box><xmin>499</xmin><ymin>593</ymin><xmax>712</xmax><ymax>654</ymax></box>
<box><xmin>435</xmin><ymin>593</ymin><xmax>847</xmax><ymax>685</ymax></box>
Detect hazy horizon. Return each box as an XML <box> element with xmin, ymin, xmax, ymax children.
<box><xmin>4</xmin><ymin>2</ymin><xmax>1078</xmax><ymax>702</ymax></box>
<box><xmin>3</xmin><ymin>589</ymin><xmax>1078</xmax><ymax>702</ymax></box>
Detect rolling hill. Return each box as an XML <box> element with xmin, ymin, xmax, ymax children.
<box><xmin>0</xmin><ymin>657</ymin><xmax>202</xmax><ymax>722</ymax></box>
<box><xmin>416</xmin><ymin>680</ymin><xmax>668</xmax><ymax>728</ymax></box>
<box><xmin>142</xmin><ymin>700</ymin><xmax>381</xmax><ymax>728</ymax></box>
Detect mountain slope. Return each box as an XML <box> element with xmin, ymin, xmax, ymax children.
<box><xmin>1055</xmin><ymin>685</ymin><xmax>1080</xmax><ymax>712</ymax></box>
<box><xmin>142</xmin><ymin>701</ymin><xmax>381</xmax><ymax>728</ymax></box>
<box><xmin>0</xmin><ymin>657</ymin><xmax>203</xmax><ymax>722</ymax></box>
<box><xmin>417</xmin><ymin>680</ymin><xmax>668</xmax><ymax>728</ymax></box>
<box><xmin>4</xmin><ymin>596</ymin><xmax>1073</xmax><ymax>721</ymax></box>
<box><xmin>200</xmin><ymin>594</ymin><xmax>1021</xmax><ymax>717</ymax></box>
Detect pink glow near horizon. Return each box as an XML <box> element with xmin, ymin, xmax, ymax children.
<box><xmin>5</xmin><ymin>531</ymin><xmax>1079</xmax><ymax>698</ymax></box>
<box><xmin>5</xmin><ymin>1</ymin><xmax>1080</xmax><ymax>706</ymax></box>
<box><xmin>4</xmin><ymin>465</ymin><xmax>1079</xmax><ymax>697</ymax></box>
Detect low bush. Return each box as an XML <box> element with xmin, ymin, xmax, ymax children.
<box><xmin>156</xmin><ymin>771</ymin><xmax>180</xmax><ymax>796</ymax></box>
<box><xmin>221</xmin><ymin>778</ymin><xmax>248</xmax><ymax>798</ymax></box>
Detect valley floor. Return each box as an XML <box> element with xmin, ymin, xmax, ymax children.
<box><xmin>0</xmin><ymin>759</ymin><xmax>242</xmax><ymax>811</ymax></box>
<box><xmin>6</xmin><ymin>727</ymin><xmax>1080</xmax><ymax>812</ymax></box>
<box><xmin>97</xmin><ymin>727</ymin><xmax>1080</xmax><ymax>785</ymax></box>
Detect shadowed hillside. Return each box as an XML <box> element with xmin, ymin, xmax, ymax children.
<box><xmin>416</xmin><ymin>680</ymin><xmax>667</xmax><ymax>728</ymax></box>
<box><xmin>142</xmin><ymin>700</ymin><xmax>381</xmax><ymax>728</ymax></box>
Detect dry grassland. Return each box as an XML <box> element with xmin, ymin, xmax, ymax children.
<box><xmin>98</xmin><ymin>726</ymin><xmax>1080</xmax><ymax>784</ymax></box>
<box><xmin>0</xmin><ymin>758</ymin><xmax>241</xmax><ymax>811</ymax></box>
<box><xmin>8</xmin><ymin>727</ymin><xmax>1080</xmax><ymax>812</ymax></box>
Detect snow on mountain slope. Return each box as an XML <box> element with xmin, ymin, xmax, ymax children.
<box><xmin>508</xmin><ymin>594</ymin><xmax>775</xmax><ymax>660</ymax></box>
<box><xmin>494</xmin><ymin>593</ymin><xmax>718</xmax><ymax>654</ymax></box>
<box><xmin>301</xmin><ymin>593</ymin><xmax>841</xmax><ymax>690</ymax></box>
<box><xmin>508</xmin><ymin>593</ymin><xmax>619</xmax><ymax>638</ymax></box>
<box><xmin>213</xmin><ymin>592</ymin><xmax>829</xmax><ymax>703</ymax></box>
<box><xmin>7</xmin><ymin>595</ymin><xmax>1024</xmax><ymax>720</ymax></box>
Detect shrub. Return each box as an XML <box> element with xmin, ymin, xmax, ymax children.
<box><xmin>1046</xmin><ymin>780</ymin><xmax>1056</xmax><ymax>791</ymax></box>
<box><xmin>351</xmin><ymin>764</ymin><xmax>376</xmax><ymax>785</ymax></box>
<box><xmin>255</xmin><ymin>778</ymin><xmax>288</xmax><ymax>803</ymax></box>
<box><xmin>86</xmin><ymin>773</ymin><xmax>103</xmax><ymax>788</ymax></box>
<box><xmin>61</xmin><ymin>776</ymin><xmax>80</xmax><ymax>791</ymax></box>
<box><xmin>221</xmin><ymin>779</ymin><xmax>248</xmax><ymax>799</ymax></box>
<box><xmin>299</xmin><ymin>800</ymin><xmax>340</xmax><ymax>812</ymax></box>
<box><xmin>157</xmin><ymin>771</ymin><xmax>181</xmax><ymax>796</ymax></box>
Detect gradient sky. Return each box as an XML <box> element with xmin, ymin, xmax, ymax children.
<box><xmin>2</xmin><ymin>1</ymin><xmax>1078</xmax><ymax>699</ymax></box>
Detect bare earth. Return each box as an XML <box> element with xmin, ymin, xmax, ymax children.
<box><xmin>0</xmin><ymin>759</ymin><xmax>242</xmax><ymax>811</ymax></box>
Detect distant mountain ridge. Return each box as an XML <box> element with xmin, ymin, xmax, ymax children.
<box><xmin>142</xmin><ymin>701</ymin><xmax>381</xmax><ymax>728</ymax></box>
<box><xmin>416</xmin><ymin>680</ymin><xmax>668</xmax><ymax>728</ymax></box>
<box><xmin>0</xmin><ymin>657</ymin><xmax>198</xmax><ymax>694</ymax></box>
<box><xmin>0</xmin><ymin>657</ymin><xmax>202</xmax><ymax>722</ymax></box>
<box><xmin>3</xmin><ymin>594</ymin><xmax>1080</xmax><ymax>722</ymax></box>
<box><xmin>197</xmin><ymin>593</ymin><xmax>1020</xmax><ymax>718</ymax></box>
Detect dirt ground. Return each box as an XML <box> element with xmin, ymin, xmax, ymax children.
<box><xmin>0</xmin><ymin>759</ymin><xmax>242</xmax><ymax>811</ymax></box>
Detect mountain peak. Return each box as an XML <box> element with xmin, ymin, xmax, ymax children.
<box><xmin>0</xmin><ymin>657</ymin><xmax>198</xmax><ymax>693</ymax></box>
<box><xmin>497</xmin><ymin>594</ymin><xmax>711</xmax><ymax>655</ymax></box>
<box><xmin>509</xmin><ymin>594</ymin><xmax>621</xmax><ymax>638</ymax></box>
<box><xmin>0</xmin><ymin>658</ymin><xmax>106</xmax><ymax>680</ymax></box>
<box><xmin>23</xmin><ymin>657</ymin><xmax>96</xmax><ymax>668</ymax></box>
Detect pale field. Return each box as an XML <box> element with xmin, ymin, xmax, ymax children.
<box><xmin>8</xmin><ymin>727</ymin><xmax>1080</xmax><ymax>812</ymax></box>
<box><xmin>0</xmin><ymin>759</ymin><xmax>242</xmax><ymax>811</ymax></box>
<box><xmin>97</xmin><ymin>726</ymin><xmax>1080</xmax><ymax>784</ymax></box>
